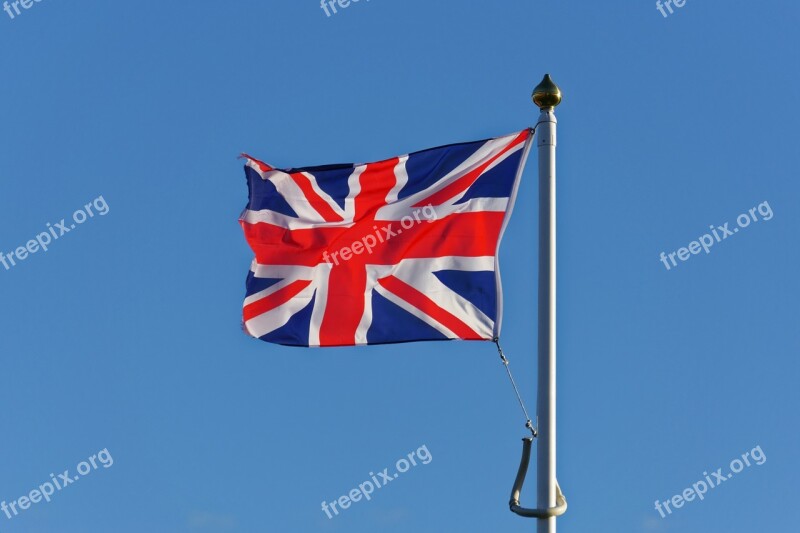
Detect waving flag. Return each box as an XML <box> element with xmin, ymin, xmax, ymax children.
<box><xmin>240</xmin><ymin>129</ymin><xmax>533</xmax><ymax>347</ymax></box>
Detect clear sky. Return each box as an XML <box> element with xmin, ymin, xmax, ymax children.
<box><xmin>1</xmin><ymin>1</ymin><xmax>798</xmax><ymax>532</ymax></box>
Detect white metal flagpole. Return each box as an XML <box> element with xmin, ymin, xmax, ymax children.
<box><xmin>533</xmin><ymin>73</ymin><xmax>562</xmax><ymax>533</ymax></box>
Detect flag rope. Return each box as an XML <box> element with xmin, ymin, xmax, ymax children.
<box><xmin>494</xmin><ymin>337</ymin><xmax>537</xmax><ymax>438</ymax></box>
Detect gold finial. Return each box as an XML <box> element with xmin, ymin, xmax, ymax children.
<box><xmin>532</xmin><ymin>74</ymin><xmax>562</xmax><ymax>109</ymax></box>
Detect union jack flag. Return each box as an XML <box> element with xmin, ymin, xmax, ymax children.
<box><xmin>240</xmin><ymin>129</ymin><xmax>533</xmax><ymax>347</ymax></box>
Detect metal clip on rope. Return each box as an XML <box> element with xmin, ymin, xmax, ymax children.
<box><xmin>509</xmin><ymin>437</ymin><xmax>568</xmax><ymax>518</ymax></box>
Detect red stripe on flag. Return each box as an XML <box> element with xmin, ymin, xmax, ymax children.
<box><xmin>319</xmin><ymin>264</ymin><xmax>367</xmax><ymax>346</ymax></box>
<box><xmin>290</xmin><ymin>172</ymin><xmax>344</xmax><ymax>223</ymax></box>
<box><xmin>240</xmin><ymin>211</ymin><xmax>506</xmax><ymax>267</ymax></box>
<box><xmin>355</xmin><ymin>158</ymin><xmax>400</xmax><ymax>220</ymax></box>
<box><xmin>377</xmin><ymin>276</ymin><xmax>482</xmax><ymax>339</ymax></box>
<box><xmin>242</xmin><ymin>154</ymin><xmax>273</xmax><ymax>173</ymax></box>
<box><xmin>413</xmin><ymin>130</ymin><xmax>529</xmax><ymax>208</ymax></box>
<box><xmin>243</xmin><ymin>279</ymin><xmax>312</xmax><ymax>322</ymax></box>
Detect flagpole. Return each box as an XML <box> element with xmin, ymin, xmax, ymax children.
<box><xmin>533</xmin><ymin>74</ymin><xmax>562</xmax><ymax>533</ymax></box>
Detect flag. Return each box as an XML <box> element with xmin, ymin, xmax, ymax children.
<box><xmin>239</xmin><ymin>129</ymin><xmax>533</xmax><ymax>347</ymax></box>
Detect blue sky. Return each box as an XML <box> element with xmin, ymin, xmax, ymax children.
<box><xmin>1</xmin><ymin>1</ymin><xmax>798</xmax><ymax>531</ymax></box>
